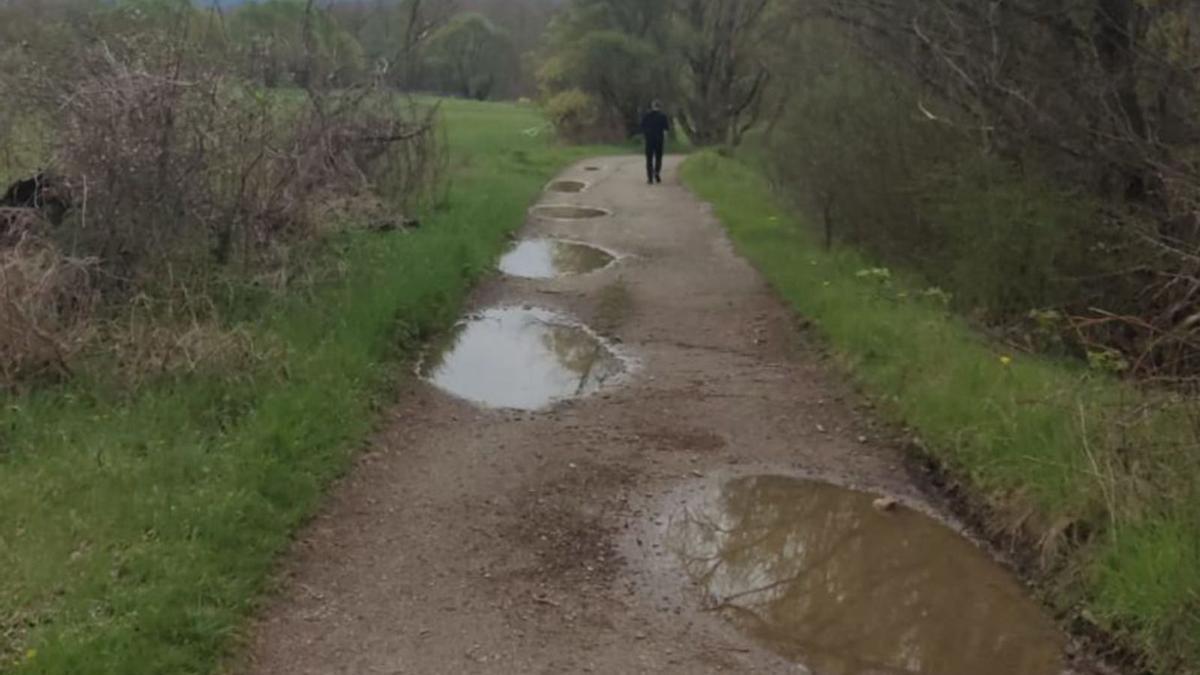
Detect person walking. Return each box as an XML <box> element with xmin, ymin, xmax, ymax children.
<box><xmin>641</xmin><ymin>100</ymin><xmax>671</xmax><ymax>184</ymax></box>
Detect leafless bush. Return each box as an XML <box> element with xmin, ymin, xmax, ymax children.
<box><xmin>0</xmin><ymin>234</ymin><xmax>97</xmax><ymax>388</ymax></box>
<box><xmin>47</xmin><ymin>39</ymin><xmax>444</xmax><ymax>280</ymax></box>
<box><xmin>105</xmin><ymin>313</ymin><xmax>284</xmax><ymax>387</ymax></box>
<box><xmin>0</xmin><ymin>5</ymin><xmax>446</xmax><ymax>386</ymax></box>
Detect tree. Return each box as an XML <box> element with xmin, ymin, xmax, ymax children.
<box><xmin>337</xmin><ymin>0</ymin><xmax>459</xmax><ymax>90</ymax></box>
<box><xmin>672</xmin><ymin>0</ymin><xmax>776</xmax><ymax>146</ymax></box>
<box><xmin>227</xmin><ymin>0</ymin><xmax>364</xmax><ymax>88</ymax></box>
<box><xmin>422</xmin><ymin>13</ymin><xmax>517</xmax><ymax>100</ymax></box>
<box><xmin>537</xmin><ymin>0</ymin><xmax>674</xmax><ymax>137</ymax></box>
<box><xmin>536</xmin><ymin>0</ymin><xmax>780</xmax><ymax>145</ymax></box>
<box><xmin>775</xmin><ymin>0</ymin><xmax>1200</xmax><ymax>377</ymax></box>
<box><xmin>456</xmin><ymin>0</ymin><xmax>560</xmax><ymax>95</ymax></box>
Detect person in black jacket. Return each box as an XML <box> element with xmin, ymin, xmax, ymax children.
<box><xmin>640</xmin><ymin>100</ymin><xmax>671</xmax><ymax>184</ymax></box>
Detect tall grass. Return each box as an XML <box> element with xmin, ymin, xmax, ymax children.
<box><xmin>682</xmin><ymin>151</ymin><xmax>1200</xmax><ymax>674</ymax></box>
<box><xmin>0</xmin><ymin>98</ymin><xmax>615</xmax><ymax>675</ymax></box>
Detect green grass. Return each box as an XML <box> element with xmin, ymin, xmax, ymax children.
<box><xmin>682</xmin><ymin>151</ymin><xmax>1200</xmax><ymax>674</ymax></box>
<box><xmin>0</xmin><ymin>98</ymin><xmax>617</xmax><ymax>675</ymax></box>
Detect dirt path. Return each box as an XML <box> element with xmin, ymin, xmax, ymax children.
<box><xmin>242</xmin><ymin>156</ymin><xmax>1067</xmax><ymax>674</ymax></box>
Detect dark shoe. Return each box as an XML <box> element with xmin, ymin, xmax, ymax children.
<box><xmin>655</xmin><ymin>174</ymin><xmax>662</xmax><ymax>183</ymax></box>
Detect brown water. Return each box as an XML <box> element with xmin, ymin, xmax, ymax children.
<box><xmin>498</xmin><ymin>239</ymin><xmax>614</xmax><ymax>279</ymax></box>
<box><xmin>548</xmin><ymin>180</ymin><xmax>587</xmax><ymax>193</ymax></box>
<box><xmin>421</xmin><ymin>307</ymin><xmax>624</xmax><ymax>410</ymax></box>
<box><xmin>668</xmin><ymin>476</ymin><xmax>1067</xmax><ymax>675</ymax></box>
<box><xmin>530</xmin><ymin>205</ymin><xmax>609</xmax><ymax>220</ymax></box>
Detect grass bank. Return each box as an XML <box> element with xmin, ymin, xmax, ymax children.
<box><xmin>682</xmin><ymin>151</ymin><xmax>1200</xmax><ymax>673</ymax></box>
<box><xmin>0</xmin><ymin>99</ymin><xmax>613</xmax><ymax>675</ymax></box>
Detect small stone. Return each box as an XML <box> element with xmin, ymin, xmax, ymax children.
<box><xmin>873</xmin><ymin>497</ymin><xmax>898</xmax><ymax>512</ymax></box>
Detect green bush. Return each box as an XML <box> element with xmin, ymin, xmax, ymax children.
<box><xmin>757</xmin><ymin>27</ymin><xmax>1118</xmax><ymax>325</ymax></box>
<box><xmin>542</xmin><ymin>88</ymin><xmax>615</xmax><ymax>142</ymax></box>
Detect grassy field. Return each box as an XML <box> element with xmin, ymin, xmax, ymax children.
<box><xmin>681</xmin><ymin>151</ymin><xmax>1200</xmax><ymax>673</ymax></box>
<box><xmin>0</xmin><ymin>99</ymin><xmax>616</xmax><ymax>675</ymax></box>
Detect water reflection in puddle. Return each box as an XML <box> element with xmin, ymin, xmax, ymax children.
<box><xmin>499</xmin><ymin>239</ymin><xmax>615</xmax><ymax>279</ymax></box>
<box><xmin>548</xmin><ymin>180</ymin><xmax>587</xmax><ymax>193</ymax></box>
<box><xmin>668</xmin><ymin>476</ymin><xmax>1066</xmax><ymax>675</ymax></box>
<box><xmin>422</xmin><ymin>307</ymin><xmax>624</xmax><ymax>410</ymax></box>
<box><xmin>530</xmin><ymin>205</ymin><xmax>609</xmax><ymax>220</ymax></box>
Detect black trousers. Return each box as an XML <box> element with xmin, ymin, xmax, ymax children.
<box><xmin>646</xmin><ymin>140</ymin><xmax>664</xmax><ymax>181</ymax></box>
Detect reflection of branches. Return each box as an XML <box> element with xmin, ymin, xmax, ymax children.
<box><xmin>707</xmin><ymin>521</ymin><xmax>862</xmax><ymax>608</ymax></box>
<box><xmin>672</xmin><ymin>476</ymin><xmax>1062</xmax><ymax>674</ymax></box>
<box><xmin>533</xmin><ymin>319</ymin><xmax>620</xmax><ymax>393</ymax></box>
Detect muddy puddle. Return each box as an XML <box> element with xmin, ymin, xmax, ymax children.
<box><xmin>666</xmin><ymin>475</ymin><xmax>1067</xmax><ymax>675</ymax></box>
<box><xmin>498</xmin><ymin>239</ymin><xmax>615</xmax><ymax>279</ymax></box>
<box><xmin>547</xmin><ymin>180</ymin><xmax>587</xmax><ymax>193</ymax></box>
<box><xmin>530</xmin><ymin>205</ymin><xmax>609</xmax><ymax>220</ymax></box>
<box><xmin>421</xmin><ymin>307</ymin><xmax>625</xmax><ymax>410</ymax></box>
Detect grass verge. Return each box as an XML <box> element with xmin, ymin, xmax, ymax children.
<box><xmin>0</xmin><ymin>99</ymin><xmax>615</xmax><ymax>675</ymax></box>
<box><xmin>682</xmin><ymin>150</ymin><xmax>1200</xmax><ymax>673</ymax></box>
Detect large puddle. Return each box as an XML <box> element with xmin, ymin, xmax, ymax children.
<box><xmin>498</xmin><ymin>239</ymin><xmax>615</xmax><ymax>279</ymax></box>
<box><xmin>547</xmin><ymin>180</ymin><xmax>587</xmax><ymax>193</ymax></box>
<box><xmin>421</xmin><ymin>307</ymin><xmax>624</xmax><ymax>410</ymax></box>
<box><xmin>530</xmin><ymin>205</ymin><xmax>609</xmax><ymax>220</ymax></box>
<box><xmin>667</xmin><ymin>476</ymin><xmax>1067</xmax><ymax>675</ymax></box>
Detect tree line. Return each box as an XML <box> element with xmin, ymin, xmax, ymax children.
<box><xmin>538</xmin><ymin>0</ymin><xmax>1200</xmax><ymax>383</ymax></box>
<box><xmin>537</xmin><ymin>0</ymin><xmax>782</xmax><ymax>144</ymax></box>
<box><xmin>0</xmin><ymin>0</ymin><xmax>559</xmax><ymax>102</ymax></box>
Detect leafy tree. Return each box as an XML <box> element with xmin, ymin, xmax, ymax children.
<box><xmin>456</xmin><ymin>0</ymin><xmax>560</xmax><ymax>95</ymax></box>
<box><xmin>537</xmin><ymin>0</ymin><xmax>674</xmax><ymax>138</ymax></box>
<box><xmin>536</xmin><ymin>0</ymin><xmax>777</xmax><ymax>144</ymax></box>
<box><xmin>422</xmin><ymin>12</ymin><xmax>517</xmax><ymax>100</ymax></box>
<box><xmin>335</xmin><ymin>0</ymin><xmax>459</xmax><ymax>90</ymax></box>
<box><xmin>672</xmin><ymin>0</ymin><xmax>777</xmax><ymax>146</ymax></box>
<box><xmin>228</xmin><ymin>0</ymin><xmax>364</xmax><ymax>88</ymax></box>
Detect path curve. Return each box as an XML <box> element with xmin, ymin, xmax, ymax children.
<box><xmin>242</xmin><ymin>156</ymin><xmax>1068</xmax><ymax>674</ymax></box>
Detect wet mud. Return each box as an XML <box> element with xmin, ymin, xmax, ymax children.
<box><xmin>666</xmin><ymin>475</ymin><xmax>1067</xmax><ymax>675</ymax></box>
<box><xmin>547</xmin><ymin>180</ymin><xmax>588</xmax><ymax>193</ymax></box>
<box><xmin>498</xmin><ymin>239</ymin><xmax>615</xmax><ymax>279</ymax></box>
<box><xmin>421</xmin><ymin>307</ymin><xmax>625</xmax><ymax>410</ymax></box>
<box><xmin>530</xmin><ymin>205</ymin><xmax>609</xmax><ymax>220</ymax></box>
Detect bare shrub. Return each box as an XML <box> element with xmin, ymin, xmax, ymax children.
<box><xmin>106</xmin><ymin>314</ymin><xmax>284</xmax><ymax>387</ymax></box>
<box><xmin>0</xmin><ymin>3</ymin><xmax>446</xmax><ymax>386</ymax></box>
<box><xmin>50</xmin><ymin>40</ymin><xmax>444</xmax><ymax>279</ymax></box>
<box><xmin>0</xmin><ymin>235</ymin><xmax>97</xmax><ymax>387</ymax></box>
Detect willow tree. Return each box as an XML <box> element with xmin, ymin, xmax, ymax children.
<box><xmin>422</xmin><ymin>13</ymin><xmax>517</xmax><ymax>100</ymax></box>
<box><xmin>672</xmin><ymin>0</ymin><xmax>777</xmax><ymax>146</ymax></box>
<box><xmin>537</xmin><ymin>0</ymin><xmax>675</xmax><ymax>137</ymax></box>
<box><xmin>227</xmin><ymin>0</ymin><xmax>365</xmax><ymax>87</ymax></box>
